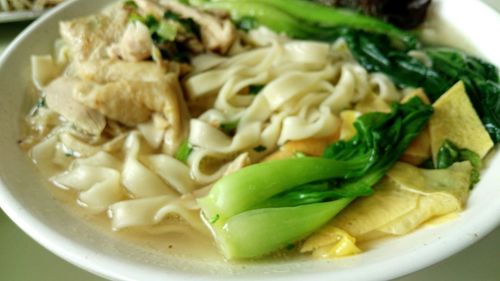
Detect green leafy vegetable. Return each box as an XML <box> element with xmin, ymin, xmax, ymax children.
<box><xmin>214</xmin><ymin>199</ymin><xmax>352</xmax><ymax>259</ymax></box>
<box><xmin>159</xmin><ymin>43</ymin><xmax>191</xmax><ymax>63</ymax></box>
<box><xmin>143</xmin><ymin>15</ymin><xmax>159</xmax><ymax>28</ymax></box>
<box><xmin>163</xmin><ymin>11</ymin><xmax>180</xmax><ymax>20</ymax></box>
<box><xmin>128</xmin><ymin>12</ymin><xmax>143</xmax><ymax>23</ymax></box>
<box><xmin>64</xmin><ymin>148</ymin><xmax>76</xmax><ymax>158</ymax></box>
<box><xmin>154</xmin><ymin>20</ymin><xmax>178</xmax><ymax>42</ymax></box>
<box><xmin>253</xmin><ymin>182</ymin><xmax>371</xmax><ymax>209</ymax></box>
<box><xmin>340</xmin><ymin>30</ymin><xmax>446</xmax><ymax>96</ymax></box>
<box><xmin>198</xmin><ymin>97</ymin><xmax>433</xmax><ymax>259</ymax></box>
<box><xmin>191</xmin><ymin>0</ymin><xmax>417</xmax><ymax>49</ymax></box>
<box><xmin>200</xmin><ymin>157</ymin><xmax>362</xmax><ymax>219</ymax></box>
<box><xmin>129</xmin><ymin>14</ymin><xmax>176</xmax><ymax>43</ymax></box>
<box><xmin>236</xmin><ymin>16</ymin><xmax>259</xmax><ymax>31</ymax></box>
<box><xmin>129</xmin><ymin>10</ymin><xmax>201</xmax><ymax>45</ymax></box>
<box><xmin>175</xmin><ymin>140</ymin><xmax>193</xmax><ymax>163</ymax></box>
<box><xmin>36</xmin><ymin>97</ymin><xmax>46</xmax><ymax>108</ymax></box>
<box><xmin>129</xmin><ymin>13</ymin><xmax>191</xmax><ymax>62</ymax></box>
<box><xmin>435</xmin><ymin>140</ymin><xmax>481</xmax><ymax>186</ymax></box>
<box><xmin>123</xmin><ymin>0</ymin><xmax>138</xmax><ymax>9</ymax></box>
<box><xmin>220</xmin><ymin>120</ymin><xmax>239</xmax><ymax>136</ymax></box>
<box><xmin>30</xmin><ymin>97</ymin><xmax>46</xmax><ymax>116</ymax></box>
<box><xmin>294</xmin><ymin>151</ymin><xmax>307</xmax><ymax>158</ymax></box>
<box><xmin>163</xmin><ymin>11</ymin><xmax>201</xmax><ymax>38</ymax></box>
<box><xmin>345</xmin><ymin>32</ymin><xmax>500</xmax><ymax>143</ymax></box>
<box><xmin>253</xmin><ymin>145</ymin><xmax>267</xmax><ymax>152</ymax></box>
<box><xmin>425</xmin><ymin>49</ymin><xmax>500</xmax><ymax>143</ymax></box>
<box><xmin>209</xmin><ymin>214</ymin><xmax>220</xmax><ymax>224</ymax></box>
<box><xmin>248</xmin><ymin>84</ymin><xmax>265</xmax><ymax>95</ymax></box>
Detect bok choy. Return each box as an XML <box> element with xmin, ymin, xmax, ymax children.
<box><xmin>189</xmin><ymin>0</ymin><xmax>418</xmax><ymax>49</ymax></box>
<box><xmin>198</xmin><ymin>97</ymin><xmax>433</xmax><ymax>259</ymax></box>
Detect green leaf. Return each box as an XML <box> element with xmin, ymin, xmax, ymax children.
<box><xmin>253</xmin><ymin>145</ymin><xmax>267</xmax><ymax>152</ymax></box>
<box><xmin>164</xmin><ymin>11</ymin><xmax>201</xmax><ymax>37</ymax></box>
<box><xmin>340</xmin><ymin>31</ymin><xmax>500</xmax><ymax>143</ymax></box>
<box><xmin>123</xmin><ymin>0</ymin><xmax>138</xmax><ymax>9</ymax></box>
<box><xmin>201</xmin><ymin>97</ymin><xmax>432</xmax><ymax>219</ymax></box>
<box><xmin>36</xmin><ymin>97</ymin><xmax>46</xmax><ymax>108</ymax></box>
<box><xmin>210</xmin><ymin>214</ymin><xmax>220</xmax><ymax>224</ymax></box>
<box><xmin>175</xmin><ymin>140</ymin><xmax>193</xmax><ymax>163</ymax></box>
<box><xmin>155</xmin><ymin>20</ymin><xmax>177</xmax><ymax>42</ymax></box>
<box><xmin>212</xmin><ymin>199</ymin><xmax>353</xmax><ymax>259</ymax></box>
<box><xmin>198</xmin><ymin>157</ymin><xmax>364</xmax><ymax>220</ymax></box>
<box><xmin>194</xmin><ymin>0</ymin><xmax>416</xmax><ymax>48</ymax></box>
<box><xmin>220</xmin><ymin>120</ymin><xmax>239</xmax><ymax>136</ymax></box>
<box><xmin>254</xmin><ymin>181</ymin><xmax>372</xmax><ymax>209</ymax></box>
<box><xmin>198</xmin><ymin>97</ymin><xmax>433</xmax><ymax>259</ymax></box>
<box><xmin>128</xmin><ymin>12</ymin><xmax>144</xmax><ymax>23</ymax></box>
<box><xmin>143</xmin><ymin>15</ymin><xmax>159</xmax><ymax>29</ymax></box>
<box><xmin>236</xmin><ymin>16</ymin><xmax>259</xmax><ymax>31</ymax></box>
<box><xmin>436</xmin><ymin>140</ymin><xmax>481</xmax><ymax>186</ymax></box>
<box><xmin>248</xmin><ymin>84</ymin><xmax>265</xmax><ymax>95</ymax></box>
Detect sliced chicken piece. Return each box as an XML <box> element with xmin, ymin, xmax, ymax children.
<box><xmin>44</xmin><ymin>77</ymin><xmax>106</xmax><ymax>135</ymax></box>
<box><xmin>72</xmin><ymin>60</ymin><xmax>190</xmax><ymax>154</ymax></box>
<box><xmin>134</xmin><ymin>0</ymin><xmax>164</xmax><ymax>18</ymax></box>
<box><xmin>136</xmin><ymin>0</ymin><xmax>236</xmax><ymax>54</ymax></box>
<box><xmin>160</xmin><ymin>0</ymin><xmax>236</xmax><ymax>53</ymax></box>
<box><xmin>59</xmin><ymin>6</ymin><xmax>129</xmax><ymax>61</ymax></box>
<box><xmin>107</xmin><ymin>21</ymin><xmax>154</xmax><ymax>62</ymax></box>
<box><xmin>157</xmin><ymin>73</ymin><xmax>191</xmax><ymax>155</ymax></box>
<box><xmin>73</xmin><ymin>80</ymin><xmax>153</xmax><ymax>126</ymax></box>
<box><xmin>74</xmin><ymin>60</ymin><xmax>167</xmax><ymax>83</ymax></box>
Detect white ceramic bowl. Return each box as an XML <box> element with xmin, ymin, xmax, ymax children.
<box><xmin>0</xmin><ymin>0</ymin><xmax>499</xmax><ymax>280</ymax></box>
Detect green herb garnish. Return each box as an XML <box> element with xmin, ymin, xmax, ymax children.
<box><xmin>220</xmin><ymin>120</ymin><xmax>239</xmax><ymax>136</ymax></box>
<box><xmin>175</xmin><ymin>140</ymin><xmax>193</xmax><ymax>163</ymax></box>
<box><xmin>253</xmin><ymin>145</ymin><xmax>267</xmax><ymax>152</ymax></box>
<box><xmin>248</xmin><ymin>84</ymin><xmax>265</xmax><ymax>95</ymax></box>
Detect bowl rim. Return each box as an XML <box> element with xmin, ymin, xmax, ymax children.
<box><xmin>0</xmin><ymin>0</ymin><xmax>499</xmax><ymax>281</ymax></box>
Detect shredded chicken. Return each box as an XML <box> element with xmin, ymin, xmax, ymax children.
<box><xmin>70</xmin><ymin>60</ymin><xmax>189</xmax><ymax>154</ymax></box>
<box><xmin>160</xmin><ymin>0</ymin><xmax>236</xmax><ymax>53</ymax></box>
<box><xmin>73</xmin><ymin>80</ymin><xmax>154</xmax><ymax>126</ymax></box>
<box><xmin>59</xmin><ymin>6</ymin><xmax>129</xmax><ymax>61</ymax></box>
<box><xmin>74</xmin><ymin>60</ymin><xmax>168</xmax><ymax>83</ymax></box>
<box><xmin>107</xmin><ymin>21</ymin><xmax>154</xmax><ymax>62</ymax></box>
<box><xmin>136</xmin><ymin>0</ymin><xmax>237</xmax><ymax>54</ymax></box>
<box><xmin>57</xmin><ymin>3</ymin><xmax>194</xmax><ymax>155</ymax></box>
<box><xmin>44</xmin><ymin>77</ymin><xmax>106</xmax><ymax>135</ymax></box>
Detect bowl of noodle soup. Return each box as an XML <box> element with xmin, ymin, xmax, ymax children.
<box><xmin>0</xmin><ymin>0</ymin><xmax>499</xmax><ymax>280</ymax></box>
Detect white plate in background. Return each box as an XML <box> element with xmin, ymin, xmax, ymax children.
<box><xmin>0</xmin><ymin>9</ymin><xmax>46</xmax><ymax>23</ymax></box>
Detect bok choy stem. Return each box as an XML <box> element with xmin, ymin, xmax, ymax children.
<box><xmin>190</xmin><ymin>0</ymin><xmax>417</xmax><ymax>48</ymax></box>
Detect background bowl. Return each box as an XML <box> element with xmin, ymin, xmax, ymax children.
<box><xmin>0</xmin><ymin>0</ymin><xmax>499</xmax><ymax>280</ymax></box>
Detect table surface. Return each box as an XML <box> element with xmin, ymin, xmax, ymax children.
<box><xmin>1</xmin><ymin>1</ymin><xmax>500</xmax><ymax>281</ymax></box>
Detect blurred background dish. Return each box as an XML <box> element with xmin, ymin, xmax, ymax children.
<box><xmin>0</xmin><ymin>0</ymin><xmax>65</xmax><ymax>23</ymax></box>
<box><xmin>0</xmin><ymin>9</ymin><xmax>44</xmax><ymax>23</ymax></box>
